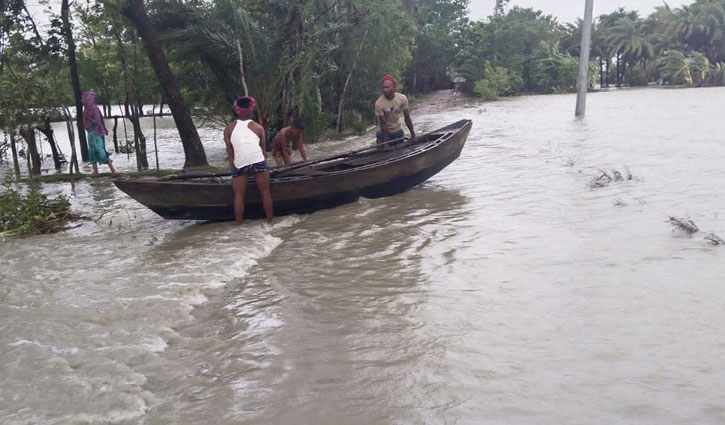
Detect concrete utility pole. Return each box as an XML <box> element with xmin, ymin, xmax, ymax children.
<box><xmin>575</xmin><ymin>0</ymin><xmax>594</xmax><ymax>117</ymax></box>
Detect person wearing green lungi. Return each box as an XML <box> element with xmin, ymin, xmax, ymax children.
<box><xmin>82</xmin><ymin>91</ymin><xmax>116</xmax><ymax>175</ymax></box>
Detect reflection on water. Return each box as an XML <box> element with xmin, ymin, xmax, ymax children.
<box><xmin>2</xmin><ymin>87</ymin><xmax>725</xmax><ymax>424</ymax></box>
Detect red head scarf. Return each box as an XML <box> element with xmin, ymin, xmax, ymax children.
<box><xmin>234</xmin><ymin>96</ymin><xmax>256</xmax><ymax>117</ymax></box>
<box><xmin>380</xmin><ymin>74</ymin><xmax>397</xmax><ymax>87</ymax></box>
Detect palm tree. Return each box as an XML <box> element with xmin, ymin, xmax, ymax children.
<box><xmin>668</xmin><ymin>5</ymin><xmax>697</xmax><ymax>44</ymax></box>
<box><xmin>163</xmin><ymin>3</ymin><xmax>282</xmax><ymax>130</ymax></box>
<box><xmin>607</xmin><ymin>16</ymin><xmax>654</xmax><ymax>86</ymax></box>
<box><xmin>657</xmin><ymin>49</ymin><xmax>692</xmax><ymax>84</ymax></box>
<box><xmin>690</xmin><ymin>51</ymin><xmax>710</xmax><ymax>85</ymax></box>
<box><xmin>691</xmin><ymin>2</ymin><xmax>725</xmax><ymax>62</ymax></box>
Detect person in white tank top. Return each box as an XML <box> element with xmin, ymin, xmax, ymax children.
<box><xmin>224</xmin><ymin>96</ymin><xmax>273</xmax><ymax>224</ymax></box>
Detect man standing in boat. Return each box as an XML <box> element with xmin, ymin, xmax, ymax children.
<box><xmin>224</xmin><ymin>96</ymin><xmax>274</xmax><ymax>225</ymax></box>
<box><xmin>375</xmin><ymin>74</ymin><xmax>416</xmax><ymax>147</ymax></box>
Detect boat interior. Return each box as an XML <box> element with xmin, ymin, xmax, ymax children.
<box><xmin>274</xmin><ymin>131</ymin><xmax>455</xmax><ymax>179</ymax></box>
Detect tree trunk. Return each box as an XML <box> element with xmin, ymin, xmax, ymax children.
<box><xmin>128</xmin><ymin>31</ymin><xmax>148</xmax><ymax>169</ymax></box>
<box><xmin>337</xmin><ymin>27</ymin><xmax>369</xmax><ymax>133</ymax></box>
<box><xmin>113</xmin><ymin>117</ymin><xmax>119</xmax><ymax>153</ymax></box>
<box><xmin>9</xmin><ymin>130</ymin><xmax>21</xmax><ymax>177</ymax></box>
<box><xmin>61</xmin><ymin>0</ymin><xmax>89</xmax><ymax>162</ymax></box>
<box><xmin>125</xmin><ymin>101</ymin><xmax>148</xmax><ymax>171</ymax></box>
<box><xmin>121</xmin><ymin>0</ymin><xmax>208</xmax><ymax>168</ymax></box>
<box><xmin>616</xmin><ymin>53</ymin><xmax>622</xmax><ymax>87</ymax></box>
<box><xmin>103</xmin><ymin>91</ymin><xmax>111</xmax><ymax>117</ymax></box>
<box><xmin>61</xmin><ymin>105</ymin><xmax>81</xmax><ymax>174</ymax></box>
<box><xmin>599</xmin><ymin>58</ymin><xmax>604</xmax><ymax>89</ymax></box>
<box><xmin>230</xmin><ymin>1</ymin><xmax>249</xmax><ymax>96</ymax></box>
<box><xmin>36</xmin><ymin>117</ymin><xmax>64</xmax><ymax>170</ymax></box>
<box><xmin>153</xmin><ymin>97</ymin><xmax>160</xmax><ymax>170</ymax></box>
<box><xmin>19</xmin><ymin>126</ymin><xmax>41</xmax><ymax>176</ymax></box>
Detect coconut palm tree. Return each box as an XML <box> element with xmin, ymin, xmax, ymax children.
<box><xmin>607</xmin><ymin>16</ymin><xmax>654</xmax><ymax>85</ymax></box>
<box><xmin>690</xmin><ymin>51</ymin><xmax>711</xmax><ymax>84</ymax></box>
<box><xmin>691</xmin><ymin>2</ymin><xmax>725</xmax><ymax>62</ymax></box>
<box><xmin>657</xmin><ymin>49</ymin><xmax>692</xmax><ymax>84</ymax></box>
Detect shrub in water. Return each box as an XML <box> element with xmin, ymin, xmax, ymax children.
<box><xmin>0</xmin><ymin>175</ymin><xmax>73</xmax><ymax>237</ymax></box>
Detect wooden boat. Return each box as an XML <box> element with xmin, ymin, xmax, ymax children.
<box><xmin>113</xmin><ymin>119</ymin><xmax>472</xmax><ymax>221</ymax></box>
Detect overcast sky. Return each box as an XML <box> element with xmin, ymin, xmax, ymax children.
<box><xmin>468</xmin><ymin>0</ymin><xmax>686</xmax><ymax>23</ymax></box>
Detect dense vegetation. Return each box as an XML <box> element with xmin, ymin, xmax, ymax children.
<box><xmin>0</xmin><ymin>175</ymin><xmax>74</xmax><ymax>237</ymax></box>
<box><xmin>2</xmin><ymin>0</ymin><xmax>725</xmax><ymax>173</ymax></box>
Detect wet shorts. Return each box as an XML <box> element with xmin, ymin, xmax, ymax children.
<box><xmin>376</xmin><ymin>128</ymin><xmax>404</xmax><ymax>142</ymax></box>
<box><xmin>270</xmin><ymin>139</ymin><xmax>289</xmax><ymax>153</ymax></box>
<box><xmin>231</xmin><ymin>161</ymin><xmax>268</xmax><ymax>177</ymax></box>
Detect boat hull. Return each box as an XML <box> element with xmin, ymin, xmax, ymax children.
<box><xmin>113</xmin><ymin>120</ymin><xmax>472</xmax><ymax>221</ymax></box>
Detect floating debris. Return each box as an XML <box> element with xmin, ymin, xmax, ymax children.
<box><xmin>668</xmin><ymin>216</ymin><xmax>699</xmax><ymax>234</ymax></box>
<box><xmin>588</xmin><ymin>170</ymin><xmax>612</xmax><ymax>188</ymax></box>
<box><xmin>705</xmin><ymin>233</ymin><xmax>724</xmax><ymax>245</ymax></box>
<box><xmin>588</xmin><ymin>168</ymin><xmax>635</xmax><ymax>189</ymax></box>
<box><xmin>624</xmin><ymin>166</ymin><xmax>633</xmax><ymax>181</ymax></box>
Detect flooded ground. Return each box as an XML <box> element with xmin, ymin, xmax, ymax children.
<box><xmin>1</xmin><ymin>87</ymin><xmax>724</xmax><ymax>424</ymax></box>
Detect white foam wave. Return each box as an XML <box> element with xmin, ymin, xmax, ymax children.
<box><xmin>60</xmin><ymin>396</ymin><xmax>149</xmax><ymax>425</ymax></box>
<box><xmin>138</xmin><ymin>336</ymin><xmax>168</xmax><ymax>353</ymax></box>
<box><xmin>9</xmin><ymin>339</ymin><xmax>80</xmax><ymax>355</ymax></box>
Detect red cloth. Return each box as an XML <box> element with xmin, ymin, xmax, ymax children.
<box><xmin>380</xmin><ymin>74</ymin><xmax>397</xmax><ymax>86</ymax></box>
<box><xmin>234</xmin><ymin>96</ymin><xmax>256</xmax><ymax>116</ymax></box>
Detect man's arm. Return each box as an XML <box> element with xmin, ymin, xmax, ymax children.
<box><xmin>377</xmin><ymin>115</ymin><xmax>388</xmax><ymax>143</ymax></box>
<box><xmin>403</xmin><ymin>110</ymin><xmax>416</xmax><ymax>144</ymax></box>
<box><xmin>296</xmin><ymin>134</ymin><xmax>307</xmax><ymax>161</ymax></box>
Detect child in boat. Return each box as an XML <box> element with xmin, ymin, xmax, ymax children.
<box><xmin>270</xmin><ymin>118</ymin><xmax>307</xmax><ymax>166</ymax></box>
<box><xmin>224</xmin><ymin>96</ymin><xmax>273</xmax><ymax>224</ymax></box>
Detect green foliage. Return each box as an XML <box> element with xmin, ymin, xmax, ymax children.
<box><xmin>607</xmin><ymin>17</ymin><xmax>654</xmax><ymax>60</ymax></box>
<box><xmin>5</xmin><ymin>0</ymin><xmax>725</xmax><ymax>148</ymax></box>
<box><xmin>627</xmin><ymin>65</ymin><xmax>649</xmax><ymax>86</ymax></box>
<box><xmin>402</xmin><ymin>0</ymin><xmax>470</xmax><ymax>92</ymax></box>
<box><xmin>658</xmin><ymin>49</ymin><xmax>693</xmax><ymax>84</ymax></box>
<box><xmin>472</xmin><ymin>61</ymin><xmax>522</xmax><ymax>100</ymax></box>
<box><xmin>588</xmin><ymin>60</ymin><xmax>600</xmax><ymax>87</ymax></box>
<box><xmin>529</xmin><ymin>44</ymin><xmax>579</xmax><ymax>93</ymax></box>
<box><xmin>343</xmin><ymin>110</ymin><xmax>369</xmax><ymax>134</ymax></box>
<box><xmin>473</xmin><ymin>80</ymin><xmax>497</xmax><ymax>100</ymax></box>
<box><xmin>0</xmin><ymin>175</ymin><xmax>73</xmax><ymax>237</ymax></box>
<box><xmin>705</xmin><ymin>62</ymin><xmax>725</xmax><ymax>86</ymax></box>
<box><xmin>690</xmin><ymin>51</ymin><xmax>710</xmax><ymax>84</ymax></box>
<box><xmin>655</xmin><ymin>49</ymin><xmax>711</xmax><ymax>86</ymax></box>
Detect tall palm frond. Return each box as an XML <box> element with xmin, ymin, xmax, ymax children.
<box><xmin>657</xmin><ymin>49</ymin><xmax>692</xmax><ymax>84</ymax></box>
<box><xmin>608</xmin><ymin>17</ymin><xmax>654</xmax><ymax>59</ymax></box>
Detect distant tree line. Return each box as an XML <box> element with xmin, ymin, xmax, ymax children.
<box><xmin>456</xmin><ymin>0</ymin><xmax>725</xmax><ymax>99</ymax></box>
<box><xmin>1</xmin><ymin>0</ymin><xmax>724</xmax><ymax>174</ymax></box>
